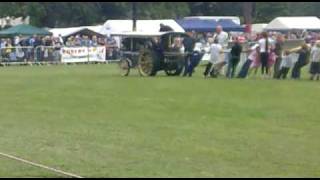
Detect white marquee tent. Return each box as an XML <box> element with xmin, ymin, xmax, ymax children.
<box><xmin>49</xmin><ymin>25</ymin><xmax>105</xmax><ymax>37</ymax></box>
<box><xmin>102</xmin><ymin>19</ymin><xmax>185</xmax><ymax>35</ymax></box>
<box><xmin>251</xmin><ymin>23</ymin><xmax>268</xmax><ymax>33</ymax></box>
<box><xmin>265</xmin><ymin>17</ymin><xmax>320</xmax><ymax>31</ymax></box>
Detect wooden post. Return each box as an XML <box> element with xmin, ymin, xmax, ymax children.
<box><xmin>132</xmin><ymin>2</ymin><xmax>137</xmax><ymax>32</ymax></box>
<box><xmin>242</xmin><ymin>2</ymin><xmax>254</xmax><ymax>33</ymax></box>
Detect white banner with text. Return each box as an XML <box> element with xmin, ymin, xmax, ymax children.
<box><xmin>61</xmin><ymin>46</ymin><xmax>106</xmax><ymax>63</ymax></box>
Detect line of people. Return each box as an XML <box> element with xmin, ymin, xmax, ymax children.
<box><xmin>200</xmin><ymin>30</ymin><xmax>320</xmax><ymax>81</ymax></box>
<box><xmin>146</xmin><ymin>23</ymin><xmax>320</xmax><ymax>79</ymax></box>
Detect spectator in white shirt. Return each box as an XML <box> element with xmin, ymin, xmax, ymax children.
<box><xmin>309</xmin><ymin>41</ymin><xmax>320</xmax><ymax>80</ymax></box>
<box><xmin>213</xmin><ymin>25</ymin><xmax>229</xmax><ymax>48</ymax></box>
<box><xmin>203</xmin><ymin>38</ymin><xmax>223</xmax><ymax>77</ymax></box>
<box><xmin>14</xmin><ymin>35</ymin><xmax>21</xmax><ymax>46</ymax></box>
<box><xmin>212</xmin><ymin>26</ymin><xmax>229</xmax><ymax>76</ymax></box>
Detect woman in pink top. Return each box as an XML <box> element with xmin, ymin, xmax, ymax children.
<box><xmin>237</xmin><ymin>44</ymin><xmax>260</xmax><ymax>78</ymax></box>
<box><xmin>267</xmin><ymin>48</ymin><xmax>277</xmax><ymax>77</ymax></box>
<box><xmin>249</xmin><ymin>46</ymin><xmax>261</xmax><ymax>77</ymax></box>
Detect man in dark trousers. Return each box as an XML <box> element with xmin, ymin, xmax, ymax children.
<box><xmin>185</xmin><ymin>42</ymin><xmax>204</xmax><ymax>77</ymax></box>
<box><xmin>226</xmin><ymin>37</ymin><xmax>242</xmax><ymax>78</ymax></box>
<box><xmin>182</xmin><ymin>31</ymin><xmax>196</xmax><ymax>77</ymax></box>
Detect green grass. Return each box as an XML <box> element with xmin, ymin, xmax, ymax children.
<box><xmin>0</xmin><ymin>64</ymin><xmax>319</xmax><ymax>177</ymax></box>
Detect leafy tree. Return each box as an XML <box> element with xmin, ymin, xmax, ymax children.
<box><xmin>253</xmin><ymin>2</ymin><xmax>290</xmax><ymax>23</ymax></box>
<box><xmin>0</xmin><ymin>2</ymin><xmax>320</xmax><ymax>28</ymax></box>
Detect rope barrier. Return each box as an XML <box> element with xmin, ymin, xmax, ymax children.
<box><xmin>0</xmin><ymin>152</ymin><xmax>83</xmax><ymax>178</ymax></box>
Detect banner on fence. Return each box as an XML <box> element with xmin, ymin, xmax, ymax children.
<box><xmin>61</xmin><ymin>46</ymin><xmax>106</xmax><ymax>63</ymax></box>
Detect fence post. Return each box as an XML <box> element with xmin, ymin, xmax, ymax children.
<box><xmin>33</xmin><ymin>46</ymin><xmax>37</xmax><ymax>64</ymax></box>
<box><xmin>60</xmin><ymin>46</ymin><xmax>64</xmax><ymax>65</ymax></box>
<box><xmin>0</xmin><ymin>47</ymin><xmax>3</xmax><ymax>65</ymax></box>
<box><xmin>87</xmin><ymin>46</ymin><xmax>89</xmax><ymax>64</ymax></box>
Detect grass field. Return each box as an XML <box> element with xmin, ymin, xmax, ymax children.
<box><xmin>0</xmin><ymin>64</ymin><xmax>319</xmax><ymax>177</ymax></box>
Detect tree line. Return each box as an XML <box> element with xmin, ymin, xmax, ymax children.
<box><xmin>0</xmin><ymin>2</ymin><xmax>319</xmax><ymax>28</ymax></box>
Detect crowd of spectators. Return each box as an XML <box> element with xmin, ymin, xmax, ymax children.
<box><xmin>0</xmin><ymin>33</ymin><xmax>119</xmax><ymax>62</ymax></box>
<box><xmin>1</xmin><ymin>27</ymin><xmax>320</xmax><ymax>66</ymax></box>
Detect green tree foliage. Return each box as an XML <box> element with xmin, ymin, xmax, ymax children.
<box><xmin>253</xmin><ymin>2</ymin><xmax>290</xmax><ymax>23</ymax></box>
<box><xmin>136</xmin><ymin>2</ymin><xmax>190</xmax><ymax>19</ymax></box>
<box><xmin>0</xmin><ymin>2</ymin><xmax>319</xmax><ymax>28</ymax></box>
<box><xmin>188</xmin><ymin>2</ymin><xmax>242</xmax><ymax>16</ymax></box>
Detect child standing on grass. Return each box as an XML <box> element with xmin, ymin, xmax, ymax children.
<box><xmin>276</xmin><ymin>50</ymin><xmax>293</xmax><ymax>79</ymax></box>
<box><xmin>249</xmin><ymin>47</ymin><xmax>261</xmax><ymax>77</ymax></box>
<box><xmin>310</xmin><ymin>41</ymin><xmax>320</xmax><ymax>81</ymax></box>
<box><xmin>267</xmin><ymin>48</ymin><xmax>277</xmax><ymax>78</ymax></box>
<box><xmin>226</xmin><ymin>37</ymin><xmax>242</xmax><ymax>78</ymax></box>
